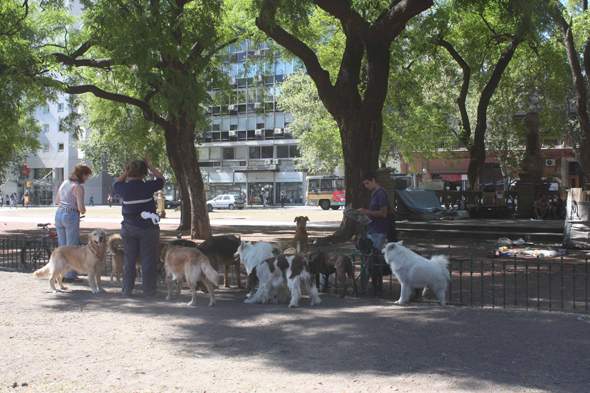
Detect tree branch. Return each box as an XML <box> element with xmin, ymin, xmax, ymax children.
<box><xmin>53</xmin><ymin>52</ymin><xmax>113</xmax><ymax>68</ymax></box>
<box><xmin>434</xmin><ymin>38</ymin><xmax>472</xmax><ymax>144</ymax></box>
<box><xmin>64</xmin><ymin>84</ymin><xmax>168</xmax><ymax>129</ymax></box>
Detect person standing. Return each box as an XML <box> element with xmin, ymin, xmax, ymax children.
<box><xmin>55</xmin><ymin>163</ymin><xmax>93</xmax><ymax>282</ymax></box>
<box><xmin>107</xmin><ymin>194</ymin><xmax>112</xmax><ymax>208</ymax></box>
<box><xmin>0</xmin><ymin>195</ymin><xmax>3</xmax><ymax>209</ymax></box>
<box><xmin>89</xmin><ymin>194</ymin><xmax>94</xmax><ymax>207</ymax></box>
<box><xmin>357</xmin><ymin>171</ymin><xmax>391</xmax><ymax>250</ymax></box>
<box><xmin>280</xmin><ymin>191</ymin><xmax>285</xmax><ymax>208</ymax></box>
<box><xmin>114</xmin><ymin>157</ymin><xmax>165</xmax><ymax>298</ymax></box>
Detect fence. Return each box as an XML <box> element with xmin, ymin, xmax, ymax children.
<box><xmin>348</xmin><ymin>252</ymin><xmax>589</xmax><ymax>314</ymax></box>
<box><xmin>2</xmin><ymin>234</ymin><xmax>588</xmax><ymax>314</ymax></box>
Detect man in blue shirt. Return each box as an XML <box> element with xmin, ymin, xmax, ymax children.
<box><xmin>114</xmin><ymin>157</ymin><xmax>165</xmax><ymax>298</ymax></box>
<box><xmin>357</xmin><ymin>171</ymin><xmax>391</xmax><ymax>250</ymax></box>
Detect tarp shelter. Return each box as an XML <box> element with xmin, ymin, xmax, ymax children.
<box><xmin>395</xmin><ymin>189</ymin><xmax>445</xmax><ymax>214</ymax></box>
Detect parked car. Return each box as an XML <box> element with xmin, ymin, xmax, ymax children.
<box><xmin>165</xmin><ymin>199</ymin><xmax>181</xmax><ymax>209</ymax></box>
<box><xmin>207</xmin><ymin>194</ymin><xmax>244</xmax><ymax>211</ymax></box>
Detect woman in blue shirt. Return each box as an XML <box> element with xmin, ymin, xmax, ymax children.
<box><xmin>114</xmin><ymin>157</ymin><xmax>165</xmax><ymax>298</ymax></box>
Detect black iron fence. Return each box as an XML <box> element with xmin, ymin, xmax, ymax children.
<box><xmin>348</xmin><ymin>252</ymin><xmax>589</xmax><ymax>314</ymax></box>
<box><xmin>0</xmin><ymin>235</ymin><xmax>116</xmax><ymax>275</ymax></box>
<box><xmin>2</xmin><ymin>234</ymin><xmax>588</xmax><ymax>314</ymax></box>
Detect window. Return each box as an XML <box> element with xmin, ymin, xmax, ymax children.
<box><xmin>249</xmin><ymin>146</ymin><xmax>260</xmax><ymax>159</ymax></box>
<box><xmin>42</xmin><ymin>144</ymin><xmax>49</xmax><ymax>152</ymax></box>
<box><xmin>42</xmin><ymin>124</ymin><xmax>49</xmax><ymax>133</ymax></box>
<box><xmin>57</xmin><ymin>103</ymin><xmax>64</xmax><ymax>112</ymax></box>
<box><xmin>57</xmin><ymin>143</ymin><xmax>64</xmax><ymax>152</ymax></box>
<box><xmin>42</xmin><ymin>106</ymin><xmax>49</xmax><ymax>114</ymax></box>
<box><xmin>277</xmin><ymin>145</ymin><xmax>299</xmax><ymax>158</ymax></box>
<box><xmin>261</xmin><ymin>146</ymin><xmax>273</xmax><ymax>158</ymax></box>
<box><xmin>223</xmin><ymin>147</ymin><xmax>234</xmax><ymax>160</ymax></box>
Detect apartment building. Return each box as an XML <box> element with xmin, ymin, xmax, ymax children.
<box><xmin>199</xmin><ymin>42</ymin><xmax>305</xmax><ymax>206</ymax></box>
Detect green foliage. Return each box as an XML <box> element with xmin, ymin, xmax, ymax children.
<box><xmin>277</xmin><ymin>72</ymin><xmax>341</xmax><ymax>173</ymax></box>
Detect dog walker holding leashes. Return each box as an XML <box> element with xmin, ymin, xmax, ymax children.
<box><xmin>114</xmin><ymin>157</ymin><xmax>165</xmax><ymax>298</ymax></box>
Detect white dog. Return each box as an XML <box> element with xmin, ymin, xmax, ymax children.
<box><xmin>382</xmin><ymin>241</ymin><xmax>450</xmax><ymax>306</ymax></box>
<box><xmin>235</xmin><ymin>240</ymin><xmax>276</xmax><ymax>298</ymax></box>
<box><xmin>244</xmin><ymin>254</ymin><xmax>321</xmax><ymax>308</ymax></box>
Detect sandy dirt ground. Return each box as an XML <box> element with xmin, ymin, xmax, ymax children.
<box><xmin>1</xmin><ymin>207</ymin><xmax>590</xmax><ymax>392</ymax></box>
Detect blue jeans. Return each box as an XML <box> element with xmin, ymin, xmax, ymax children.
<box><xmin>367</xmin><ymin>232</ymin><xmax>387</xmax><ymax>251</ymax></box>
<box><xmin>121</xmin><ymin>222</ymin><xmax>160</xmax><ymax>297</ymax></box>
<box><xmin>55</xmin><ymin>209</ymin><xmax>81</xmax><ymax>278</ymax></box>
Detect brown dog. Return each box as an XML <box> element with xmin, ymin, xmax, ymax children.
<box><xmin>292</xmin><ymin>216</ymin><xmax>310</xmax><ymax>250</ymax></box>
<box><xmin>107</xmin><ymin>235</ymin><xmax>140</xmax><ymax>284</ymax></box>
<box><xmin>33</xmin><ymin>229</ymin><xmax>107</xmax><ymax>293</ymax></box>
<box><xmin>309</xmin><ymin>251</ymin><xmax>358</xmax><ymax>298</ymax></box>
<box><xmin>160</xmin><ymin>244</ymin><xmax>219</xmax><ymax>306</ymax></box>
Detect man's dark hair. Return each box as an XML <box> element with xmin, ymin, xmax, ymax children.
<box><xmin>362</xmin><ymin>171</ymin><xmax>376</xmax><ymax>182</ymax></box>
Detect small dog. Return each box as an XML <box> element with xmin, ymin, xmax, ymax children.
<box><xmin>107</xmin><ymin>235</ymin><xmax>140</xmax><ymax>284</ymax></box>
<box><xmin>309</xmin><ymin>251</ymin><xmax>358</xmax><ymax>298</ymax></box>
<box><xmin>235</xmin><ymin>240</ymin><xmax>276</xmax><ymax>298</ymax></box>
<box><xmin>33</xmin><ymin>229</ymin><xmax>107</xmax><ymax>293</ymax></box>
<box><xmin>292</xmin><ymin>216</ymin><xmax>310</xmax><ymax>250</ymax></box>
<box><xmin>172</xmin><ymin>236</ymin><xmax>242</xmax><ymax>288</ymax></box>
<box><xmin>244</xmin><ymin>254</ymin><xmax>321</xmax><ymax>308</ymax></box>
<box><xmin>161</xmin><ymin>244</ymin><xmax>219</xmax><ymax>306</ymax></box>
<box><xmin>382</xmin><ymin>241</ymin><xmax>450</xmax><ymax>306</ymax></box>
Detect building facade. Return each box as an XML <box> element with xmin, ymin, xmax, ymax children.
<box><xmin>199</xmin><ymin>42</ymin><xmax>306</xmax><ymax>205</ymax></box>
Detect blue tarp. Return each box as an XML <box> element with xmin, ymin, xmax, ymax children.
<box><xmin>395</xmin><ymin>189</ymin><xmax>445</xmax><ymax>214</ymax></box>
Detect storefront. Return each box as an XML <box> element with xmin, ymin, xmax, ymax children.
<box><xmin>247</xmin><ymin>172</ymin><xmax>274</xmax><ymax>206</ymax></box>
<box><xmin>207</xmin><ymin>172</ymin><xmax>247</xmax><ymax>199</ymax></box>
<box><xmin>276</xmin><ymin>171</ymin><xmax>303</xmax><ymax>205</ymax></box>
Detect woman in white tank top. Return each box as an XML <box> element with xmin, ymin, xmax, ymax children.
<box><xmin>55</xmin><ymin>163</ymin><xmax>93</xmax><ymax>282</ymax></box>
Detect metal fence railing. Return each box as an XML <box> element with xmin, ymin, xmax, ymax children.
<box><xmin>348</xmin><ymin>252</ymin><xmax>589</xmax><ymax>314</ymax></box>
<box><xmin>3</xmin><ymin>234</ymin><xmax>588</xmax><ymax>313</ymax></box>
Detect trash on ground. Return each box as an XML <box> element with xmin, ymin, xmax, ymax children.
<box><xmin>512</xmin><ymin>238</ymin><xmax>525</xmax><ymax>245</ymax></box>
<box><xmin>497</xmin><ymin>237</ymin><xmax>512</xmax><ymax>245</ymax></box>
<box><xmin>518</xmin><ymin>249</ymin><xmax>558</xmax><ymax>258</ymax></box>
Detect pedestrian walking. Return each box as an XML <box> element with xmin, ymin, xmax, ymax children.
<box><xmin>89</xmin><ymin>194</ymin><xmax>94</xmax><ymax>207</ymax></box>
<box><xmin>280</xmin><ymin>191</ymin><xmax>285</xmax><ymax>208</ymax></box>
<box><xmin>107</xmin><ymin>194</ymin><xmax>112</xmax><ymax>208</ymax></box>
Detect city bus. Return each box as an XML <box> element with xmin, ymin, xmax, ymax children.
<box><xmin>306</xmin><ymin>175</ymin><xmax>346</xmax><ymax>210</ymax></box>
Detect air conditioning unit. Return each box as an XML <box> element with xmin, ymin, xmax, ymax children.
<box><xmin>229</xmin><ymin>78</ymin><xmax>237</xmax><ymax>85</ymax></box>
<box><xmin>254</xmin><ymin>50</ymin><xmax>261</xmax><ymax>56</ymax></box>
<box><xmin>264</xmin><ymin>159</ymin><xmax>271</xmax><ymax>165</ymax></box>
<box><xmin>254</xmin><ymin>103</ymin><xmax>261</xmax><ymax>109</ymax></box>
<box><xmin>255</xmin><ymin>129</ymin><xmax>263</xmax><ymax>135</ymax></box>
<box><xmin>228</xmin><ymin>131</ymin><xmax>237</xmax><ymax>137</ymax></box>
<box><xmin>272</xmin><ymin>159</ymin><xmax>279</xmax><ymax>164</ymax></box>
<box><xmin>274</xmin><ymin>128</ymin><xmax>283</xmax><ymax>134</ymax></box>
<box><xmin>284</xmin><ymin>127</ymin><xmax>291</xmax><ymax>134</ymax></box>
<box><xmin>545</xmin><ymin>159</ymin><xmax>556</xmax><ymax>167</ymax></box>
<box><xmin>228</xmin><ymin>104</ymin><xmax>236</xmax><ymax>111</ymax></box>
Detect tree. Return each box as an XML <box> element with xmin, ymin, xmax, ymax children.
<box><xmin>549</xmin><ymin>0</ymin><xmax>590</xmax><ymax>188</ymax></box>
<box><xmin>51</xmin><ymin>0</ymin><xmax>245</xmax><ymax>238</ymax></box>
<box><xmin>0</xmin><ymin>0</ymin><xmax>66</xmax><ymax>178</ymax></box>
<box><xmin>424</xmin><ymin>0</ymin><xmax>553</xmax><ymax>189</ymax></box>
<box><xmin>277</xmin><ymin>72</ymin><xmax>342</xmax><ymax>173</ymax></box>
<box><xmin>251</xmin><ymin>0</ymin><xmax>433</xmax><ymax>242</ymax></box>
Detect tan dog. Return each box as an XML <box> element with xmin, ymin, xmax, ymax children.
<box><xmin>33</xmin><ymin>229</ymin><xmax>107</xmax><ymax>293</ymax></box>
<box><xmin>292</xmin><ymin>216</ymin><xmax>310</xmax><ymax>250</ymax></box>
<box><xmin>161</xmin><ymin>244</ymin><xmax>219</xmax><ymax>306</ymax></box>
<box><xmin>107</xmin><ymin>235</ymin><xmax>141</xmax><ymax>284</ymax></box>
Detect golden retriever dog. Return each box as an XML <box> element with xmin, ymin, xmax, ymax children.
<box><xmin>107</xmin><ymin>235</ymin><xmax>141</xmax><ymax>284</ymax></box>
<box><xmin>33</xmin><ymin>229</ymin><xmax>107</xmax><ymax>293</ymax></box>
<box><xmin>292</xmin><ymin>216</ymin><xmax>310</xmax><ymax>250</ymax></box>
<box><xmin>161</xmin><ymin>244</ymin><xmax>219</xmax><ymax>306</ymax></box>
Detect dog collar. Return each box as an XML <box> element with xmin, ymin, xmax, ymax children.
<box><xmin>89</xmin><ymin>244</ymin><xmax>103</xmax><ymax>260</ymax></box>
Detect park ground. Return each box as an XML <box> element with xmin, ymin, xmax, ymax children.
<box><xmin>0</xmin><ymin>206</ymin><xmax>589</xmax><ymax>392</ymax></box>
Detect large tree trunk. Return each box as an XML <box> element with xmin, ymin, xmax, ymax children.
<box><xmin>165</xmin><ymin>141</ymin><xmax>191</xmax><ymax>231</ymax></box>
<box><xmin>163</xmin><ymin>115</ymin><xmax>212</xmax><ymax>239</ymax></box>
<box><xmin>551</xmin><ymin>6</ymin><xmax>590</xmax><ymax>188</ymax></box>
<box><xmin>466</xmin><ymin>37</ymin><xmax>521</xmax><ymax>189</ymax></box>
